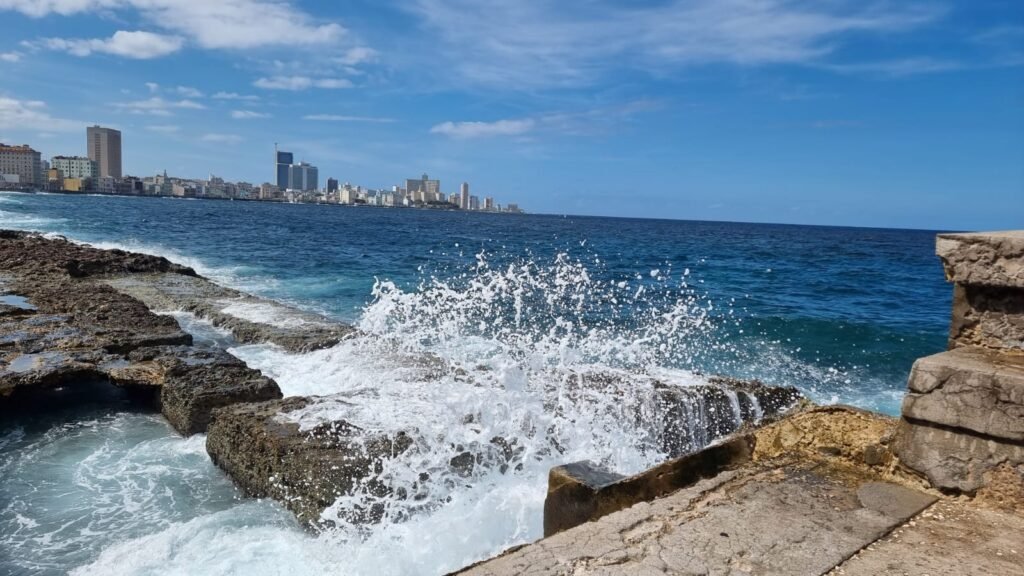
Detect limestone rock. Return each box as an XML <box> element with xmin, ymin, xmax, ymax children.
<box><xmin>948</xmin><ymin>284</ymin><xmax>1024</xmax><ymax>351</ymax></box>
<box><xmin>902</xmin><ymin>348</ymin><xmax>1024</xmax><ymax>441</ymax></box>
<box><xmin>936</xmin><ymin>230</ymin><xmax>1024</xmax><ymax>288</ymax></box>
<box><xmin>206</xmin><ymin>398</ymin><xmax>413</xmax><ymax>527</ymax></box>
<box><xmin>892</xmin><ymin>419</ymin><xmax>1024</xmax><ymax>493</ymax></box>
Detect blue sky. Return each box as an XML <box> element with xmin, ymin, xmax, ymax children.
<box><xmin>0</xmin><ymin>0</ymin><xmax>1021</xmax><ymax>229</ymax></box>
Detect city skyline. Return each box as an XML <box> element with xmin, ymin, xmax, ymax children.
<box><xmin>0</xmin><ymin>1</ymin><xmax>1021</xmax><ymax>229</ymax></box>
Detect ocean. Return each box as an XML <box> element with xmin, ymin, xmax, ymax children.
<box><xmin>0</xmin><ymin>191</ymin><xmax>950</xmax><ymax>575</ymax></box>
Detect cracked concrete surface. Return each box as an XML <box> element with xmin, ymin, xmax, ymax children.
<box><xmin>458</xmin><ymin>464</ymin><xmax>937</xmax><ymax>576</ymax></box>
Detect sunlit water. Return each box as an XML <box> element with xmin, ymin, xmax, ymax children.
<box><xmin>0</xmin><ymin>191</ymin><xmax>951</xmax><ymax>575</ymax></box>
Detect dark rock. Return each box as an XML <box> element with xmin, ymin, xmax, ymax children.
<box><xmin>543</xmin><ymin>435</ymin><xmax>754</xmax><ymax>536</ymax></box>
<box><xmin>948</xmin><ymin>284</ymin><xmax>1024</xmax><ymax>351</ymax></box>
<box><xmin>206</xmin><ymin>398</ymin><xmax>414</xmax><ymax>527</ymax></box>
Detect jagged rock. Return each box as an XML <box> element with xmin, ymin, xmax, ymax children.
<box><xmin>948</xmin><ymin>284</ymin><xmax>1024</xmax><ymax>351</ymax></box>
<box><xmin>0</xmin><ymin>350</ymin><xmax>106</xmax><ymax>398</ymax></box>
<box><xmin>936</xmin><ymin>231</ymin><xmax>1024</xmax><ymax>288</ymax></box>
<box><xmin>893</xmin><ymin>419</ymin><xmax>1024</xmax><ymax>493</ymax></box>
<box><xmin>206</xmin><ymin>398</ymin><xmax>414</xmax><ymax>527</ymax></box>
<box><xmin>902</xmin><ymin>348</ymin><xmax>1024</xmax><ymax>442</ymax></box>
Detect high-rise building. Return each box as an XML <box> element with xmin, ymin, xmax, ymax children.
<box><xmin>51</xmin><ymin>156</ymin><xmax>98</xmax><ymax>180</ymax></box>
<box><xmin>275</xmin><ymin>147</ymin><xmax>293</xmax><ymax>190</ymax></box>
<box><xmin>484</xmin><ymin>197</ymin><xmax>495</xmax><ymax>211</ymax></box>
<box><xmin>405</xmin><ymin>173</ymin><xmax>440</xmax><ymax>203</ymax></box>
<box><xmin>87</xmin><ymin>126</ymin><xmax>122</xmax><ymax>178</ymax></box>
<box><xmin>326</xmin><ymin>178</ymin><xmax>338</xmax><ymax>193</ymax></box>
<box><xmin>0</xmin><ymin>143</ymin><xmax>42</xmax><ymax>185</ymax></box>
<box><xmin>460</xmin><ymin>182</ymin><xmax>470</xmax><ymax>210</ymax></box>
<box><xmin>288</xmin><ymin>162</ymin><xmax>318</xmax><ymax>191</ymax></box>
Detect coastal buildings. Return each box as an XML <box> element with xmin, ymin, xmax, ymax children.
<box><xmin>289</xmin><ymin>162</ymin><xmax>318</xmax><ymax>192</ymax></box>
<box><xmin>460</xmin><ymin>182</ymin><xmax>470</xmax><ymax>210</ymax></box>
<box><xmin>275</xmin><ymin>148</ymin><xmax>293</xmax><ymax>190</ymax></box>
<box><xmin>51</xmin><ymin>156</ymin><xmax>97</xmax><ymax>180</ymax></box>
<box><xmin>86</xmin><ymin>125</ymin><xmax>122</xmax><ymax>178</ymax></box>
<box><xmin>0</xmin><ymin>144</ymin><xmax>42</xmax><ymax>185</ymax></box>
<box><xmin>406</xmin><ymin>173</ymin><xmax>440</xmax><ymax>203</ymax></box>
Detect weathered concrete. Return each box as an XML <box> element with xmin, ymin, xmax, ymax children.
<box><xmin>893</xmin><ymin>419</ymin><xmax>1024</xmax><ymax>493</ymax></box>
<box><xmin>902</xmin><ymin>348</ymin><xmax>1024</xmax><ymax>441</ymax></box>
<box><xmin>543</xmin><ymin>435</ymin><xmax>753</xmax><ymax>537</ymax></box>
<box><xmin>206</xmin><ymin>397</ymin><xmax>414</xmax><ymax>527</ymax></box>
<box><xmin>459</xmin><ymin>464</ymin><xmax>937</xmax><ymax>576</ymax></box>
<box><xmin>936</xmin><ymin>230</ymin><xmax>1024</xmax><ymax>289</ymax></box>
<box><xmin>101</xmin><ymin>272</ymin><xmax>355</xmax><ymax>352</ymax></box>
<box><xmin>831</xmin><ymin>499</ymin><xmax>1024</xmax><ymax>576</ymax></box>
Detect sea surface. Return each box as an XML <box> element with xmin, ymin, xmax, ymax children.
<box><xmin>0</xmin><ymin>192</ymin><xmax>951</xmax><ymax>575</ymax></box>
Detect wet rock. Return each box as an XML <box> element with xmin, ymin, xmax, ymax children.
<box><xmin>101</xmin><ymin>273</ymin><xmax>355</xmax><ymax>353</ymax></box>
<box><xmin>543</xmin><ymin>435</ymin><xmax>753</xmax><ymax>536</ymax></box>
<box><xmin>206</xmin><ymin>398</ymin><xmax>414</xmax><ymax>527</ymax></box>
<box><xmin>0</xmin><ymin>350</ymin><xmax>106</xmax><ymax>398</ymax></box>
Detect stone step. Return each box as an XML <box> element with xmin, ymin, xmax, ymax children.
<box><xmin>902</xmin><ymin>347</ymin><xmax>1024</xmax><ymax>442</ymax></box>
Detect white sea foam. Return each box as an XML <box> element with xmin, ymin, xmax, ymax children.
<box><xmin>218</xmin><ymin>299</ymin><xmax>329</xmax><ymax>330</ymax></box>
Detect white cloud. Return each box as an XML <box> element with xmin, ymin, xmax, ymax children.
<box><xmin>230</xmin><ymin>110</ymin><xmax>269</xmax><ymax>119</ymax></box>
<box><xmin>201</xmin><ymin>133</ymin><xmax>243</xmax><ymax>144</ymax></box>
<box><xmin>145</xmin><ymin>81</ymin><xmax>160</xmax><ymax>92</ymax></box>
<box><xmin>5</xmin><ymin>0</ymin><xmax>348</xmax><ymax>51</ymax></box>
<box><xmin>334</xmin><ymin>46</ymin><xmax>377</xmax><ymax>66</ymax></box>
<box><xmin>212</xmin><ymin>91</ymin><xmax>259</xmax><ymax>101</ymax></box>
<box><xmin>430</xmin><ymin>119</ymin><xmax>535</xmax><ymax>139</ymax></box>
<box><xmin>254</xmin><ymin>76</ymin><xmax>353</xmax><ymax>90</ymax></box>
<box><xmin>115</xmin><ymin>96</ymin><xmax>205</xmax><ymax>115</ymax></box>
<box><xmin>38</xmin><ymin>30</ymin><xmax>183</xmax><ymax>59</ymax></box>
<box><xmin>405</xmin><ymin>0</ymin><xmax>945</xmax><ymax>88</ymax></box>
<box><xmin>0</xmin><ymin>51</ymin><xmax>21</xmax><ymax>62</ymax></box>
<box><xmin>823</xmin><ymin>57</ymin><xmax>962</xmax><ymax>77</ymax></box>
<box><xmin>175</xmin><ymin>85</ymin><xmax>202</xmax><ymax>98</ymax></box>
<box><xmin>0</xmin><ymin>96</ymin><xmax>81</xmax><ymax>132</ymax></box>
<box><xmin>303</xmin><ymin>114</ymin><xmax>395</xmax><ymax>123</ymax></box>
<box><xmin>146</xmin><ymin>124</ymin><xmax>180</xmax><ymax>133</ymax></box>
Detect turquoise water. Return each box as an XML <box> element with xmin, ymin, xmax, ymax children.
<box><xmin>0</xmin><ymin>191</ymin><xmax>951</xmax><ymax>575</ymax></box>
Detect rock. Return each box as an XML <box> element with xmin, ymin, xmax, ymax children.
<box><xmin>892</xmin><ymin>419</ymin><xmax>1024</xmax><ymax>493</ymax></box>
<box><xmin>206</xmin><ymin>398</ymin><xmax>413</xmax><ymax>527</ymax></box>
<box><xmin>0</xmin><ymin>350</ymin><xmax>105</xmax><ymax>398</ymax></box>
<box><xmin>543</xmin><ymin>435</ymin><xmax>753</xmax><ymax>537</ymax></box>
<box><xmin>936</xmin><ymin>231</ymin><xmax>1024</xmax><ymax>288</ymax></box>
<box><xmin>101</xmin><ymin>273</ymin><xmax>355</xmax><ymax>353</ymax></box>
<box><xmin>902</xmin><ymin>348</ymin><xmax>1024</xmax><ymax>441</ymax></box>
<box><xmin>948</xmin><ymin>284</ymin><xmax>1024</xmax><ymax>351</ymax></box>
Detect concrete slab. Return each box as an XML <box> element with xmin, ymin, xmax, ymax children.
<box><xmin>831</xmin><ymin>499</ymin><xmax>1024</xmax><ymax>576</ymax></box>
<box><xmin>458</xmin><ymin>465</ymin><xmax>936</xmax><ymax>576</ymax></box>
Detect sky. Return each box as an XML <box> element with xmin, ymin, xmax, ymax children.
<box><xmin>0</xmin><ymin>0</ymin><xmax>1021</xmax><ymax>230</ymax></box>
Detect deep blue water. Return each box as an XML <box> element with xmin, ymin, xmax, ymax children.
<box><xmin>0</xmin><ymin>191</ymin><xmax>953</xmax><ymax>575</ymax></box>
<box><xmin>0</xmin><ymin>191</ymin><xmax>950</xmax><ymax>413</ymax></box>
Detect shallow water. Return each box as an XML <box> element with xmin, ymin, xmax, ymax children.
<box><xmin>0</xmin><ymin>191</ymin><xmax>951</xmax><ymax>574</ymax></box>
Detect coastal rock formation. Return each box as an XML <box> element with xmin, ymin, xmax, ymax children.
<box><xmin>206</xmin><ymin>397</ymin><xmax>414</xmax><ymax>526</ymax></box>
<box><xmin>0</xmin><ymin>231</ymin><xmax>281</xmax><ymax>434</ymax></box>
<box><xmin>101</xmin><ymin>272</ymin><xmax>355</xmax><ymax>352</ymax></box>
<box><xmin>895</xmin><ymin>230</ymin><xmax>1024</xmax><ymax>495</ymax></box>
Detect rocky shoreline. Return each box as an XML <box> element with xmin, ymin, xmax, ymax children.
<box><xmin>0</xmin><ymin>230</ymin><xmax>804</xmax><ymax>531</ymax></box>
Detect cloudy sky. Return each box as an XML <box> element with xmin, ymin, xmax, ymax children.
<box><xmin>0</xmin><ymin>0</ymin><xmax>1021</xmax><ymax>229</ymax></box>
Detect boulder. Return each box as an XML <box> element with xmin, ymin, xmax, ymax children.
<box><xmin>936</xmin><ymin>231</ymin><xmax>1024</xmax><ymax>288</ymax></box>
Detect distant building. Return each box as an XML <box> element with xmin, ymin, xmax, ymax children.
<box><xmin>51</xmin><ymin>156</ymin><xmax>97</xmax><ymax>180</ymax></box>
<box><xmin>405</xmin><ymin>173</ymin><xmax>440</xmax><ymax>203</ymax></box>
<box><xmin>87</xmin><ymin>125</ymin><xmax>122</xmax><ymax>178</ymax></box>
<box><xmin>0</xmin><ymin>143</ymin><xmax>42</xmax><ymax>185</ymax></box>
<box><xmin>484</xmin><ymin>196</ymin><xmax>495</xmax><ymax>211</ymax></box>
<box><xmin>469</xmin><ymin>195</ymin><xmax>479</xmax><ymax>211</ymax></box>
<box><xmin>326</xmin><ymin>177</ymin><xmax>338</xmax><ymax>193</ymax></box>
<box><xmin>460</xmin><ymin>182</ymin><xmax>470</xmax><ymax>210</ymax></box>
<box><xmin>275</xmin><ymin>148</ymin><xmax>293</xmax><ymax>189</ymax></box>
<box><xmin>288</xmin><ymin>162</ymin><xmax>318</xmax><ymax>191</ymax></box>
<box><xmin>63</xmin><ymin>178</ymin><xmax>87</xmax><ymax>192</ymax></box>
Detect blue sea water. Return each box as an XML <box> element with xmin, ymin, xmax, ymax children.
<box><xmin>0</xmin><ymin>191</ymin><xmax>952</xmax><ymax>575</ymax></box>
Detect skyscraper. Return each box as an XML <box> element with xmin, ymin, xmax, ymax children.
<box><xmin>275</xmin><ymin>147</ymin><xmax>293</xmax><ymax>190</ymax></box>
<box><xmin>87</xmin><ymin>126</ymin><xmax>122</xmax><ymax>178</ymax></box>
<box><xmin>460</xmin><ymin>182</ymin><xmax>470</xmax><ymax>210</ymax></box>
